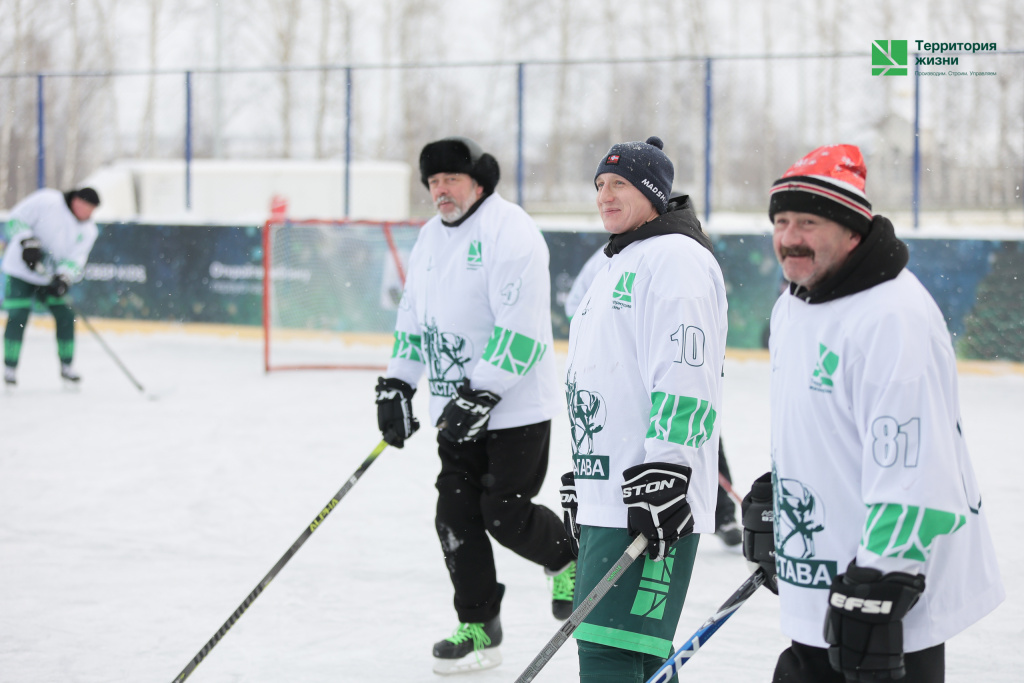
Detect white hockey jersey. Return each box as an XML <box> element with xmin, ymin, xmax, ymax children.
<box><xmin>564</xmin><ymin>245</ymin><xmax>606</xmax><ymax>319</ymax></box>
<box><xmin>1</xmin><ymin>188</ymin><xmax>99</xmax><ymax>286</ymax></box>
<box><xmin>385</xmin><ymin>192</ymin><xmax>562</xmax><ymax>430</ymax></box>
<box><xmin>564</xmin><ymin>227</ymin><xmax>728</xmax><ymax>533</ymax></box>
<box><xmin>769</xmin><ymin>268</ymin><xmax>1004</xmax><ymax>651</ymax></box>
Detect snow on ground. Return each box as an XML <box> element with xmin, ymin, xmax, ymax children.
<box><xmin>0</xmin><ymin>322</ymin><xmax>1020</xmax><ymax>682</ymax></box>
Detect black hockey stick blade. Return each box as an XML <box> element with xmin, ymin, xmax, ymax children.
<box><xmin>645</xmin><ymin>567</ymin><xmax>768</xmax><ymax>683</ymax></box>
<box><xmin>169</xmin><ymin>439</ymin><xmax>389</xmax><ymax>683</ymax></box>
<box><xmin>514</xmin><ymin>533</ymin><xmax>649</xmax><ymax>683</ymax></box>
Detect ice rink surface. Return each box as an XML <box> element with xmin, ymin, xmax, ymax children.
<box><xmin>1</xmin><ymin>323</ymin><xmax>1020</xmax><ymax>682</ymax></box>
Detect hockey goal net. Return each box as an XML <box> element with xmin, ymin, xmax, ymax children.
<box><xmin>262</xmin><ymin>218</ymin><xmax>423</xmax><ymax>371</ymax></box>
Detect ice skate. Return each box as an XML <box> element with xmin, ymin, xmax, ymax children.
<box><xmin>431</xmin><ymin>616</ymin><xmax>502</xmax><ymax>675</ymax></box>
<box><xmin>60</xmin><ymin>363</ymin><xmax>81</xmax><ymax>386</ymax></box>
<box><xmin>549</xmin><ymin>561</ymin><xmax>576</xmax><ymax>620</ymax></box>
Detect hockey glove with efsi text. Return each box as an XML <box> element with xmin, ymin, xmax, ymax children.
<box><xmin>375</xmin><ymin>376</ymin><xmax>419</xmax><ymax>448</ymax></box>
<box><xmin>621</xmin><ymin>462</ymin><xmax>694</xmax><ymax>561</ymax></box>
<box><xmin>436</xmin><ymin>380</ymin><xmax>500</xmax><ymax>443</ymax></box>
<box><xmin>20</xmin><ymin>237</ymin><xmax>44</xmax><ymax>272</ymax></box>
<box><xmin>559</xmin><ymin>471</ymin><xmax>580</xmax><ymax>558</ymax></box>
<box><xmin>824</xmin><ymin>561</ymin><xmax>926</xmax><ymax>682</ymax></box>
<box><xmin>741</xmin><ymin>471</ymin><xmax>779</xmax><ymax>594</ymax></box>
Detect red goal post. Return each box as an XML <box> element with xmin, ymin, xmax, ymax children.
<box><xmin>262</xmin><ymin>218</ymin><xmax>423</xmax><ymax>372</ymax></box>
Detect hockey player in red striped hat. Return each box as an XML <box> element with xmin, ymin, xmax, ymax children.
<box><xmin>742</xmin><ymin>145</ymin><xmax>1004</xmax><ymax>682</ymax></box>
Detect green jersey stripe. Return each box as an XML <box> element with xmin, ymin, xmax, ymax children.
<box><xmin>390</xmin><ymin>331</ymin><xmax>424</xmax><ymax>363</ymax></box>
<box><xmin>862</xmin><ymin>503</ymin><xmax>966</xmax><ymax>562</ymax></box>
<box><xmin>481</xmin><ymin>325</ymin><xmax>547</xmax><ymax>376</ymax></box>
<box><xmin>647</xmin><ymin>391</ymin><xmax>717</xmax><ymax>448</ymax></box>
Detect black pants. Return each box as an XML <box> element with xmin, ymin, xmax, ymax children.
<box><xmin>715</xmin><ymin>438</ymin><xmax>736</xmax><ymax>528</ymax></box>
<box><xmin>774</xmin><ymin>641</ymin><xmax>945</xmax><ymax>683</ymax></box>
<box><xmin>434</xmin><ymin>419</ymin><xmax>574</xmax><ymax>623</ymax></box>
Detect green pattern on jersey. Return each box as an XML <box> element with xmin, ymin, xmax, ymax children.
<box><xmin>862</xmin><ymin>503</ymin><xmax>966</xmax><ymax>562</ymax></box>
<box><xmin>629</xmin><ymin>552</ymin><xmax>675</xmax><ymax>620</ymax></box>
<box><xmin>646</xmin><ymin>391</ymin><xmax>716</xmax><ymax>448</ymax></box>
<box><xmin>391</xmin><ymin>331</ymin><xmax>423</xmax><ymax>363</ymax></box>
<box><xmin>481</xmin><ymin>326</ymin><xmax>547</xmax><ymax>375</ymax></box>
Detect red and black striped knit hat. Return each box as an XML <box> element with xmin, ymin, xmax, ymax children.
<box><xmin>768</xmin><ymin>145</ymin><xmax>873</xmax><ymax>235</ymax></box>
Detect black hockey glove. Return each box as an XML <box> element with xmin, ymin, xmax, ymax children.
<box><xmin>824</xmin><ymin>561</ymin><xmax>926</xmax><ymax>682</ymax></box>
<box><xmin>621</xmin><ymin>462</ymin><xmax>694</xmax><ymax>561</ymax></box>
<box><xmin>375</xmin><ymin>376</ymin><xmax>419</xmax><ymax>448</ymax></box>
<box><xmin>20</xmin><ymin>237</ymin><xmax>44</xmax><ymax>272</ymax></box>
<box><xmin>741</xmin><ymin>471</ymin><xmax>778</xmax><ymax>594</ymax></box>
<box><xmin>559</xmin><ymin>471</ymin><xmax>580</xmax><ymax>558</ymax></box>
<box><xmin>46</xmin><ymin>274</ymin><xmax>70</xmax><ymax>298</ymax></box>
<box><xmin>436</xmin><ymin>380</ymin><xmax>501</xmax><ymax>443</ymax></box>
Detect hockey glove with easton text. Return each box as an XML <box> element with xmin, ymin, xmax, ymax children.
<box><xmin>436</xmin><ymin>380</ymin><xmax>501</xmax><ymax>443</ymax></box>
<box><xmin>559</xmin><ymin>471</ymin><xmax>580</xmax><ymax>558</ymax></box>
<box><xmin>375</xmin><ymin>376</ymin><xmax>419</xmax><ymax>448</ymax></box>
<box><xmin>621</xmin><ymin>462</ymin><xmax>694</xmax><ymax>561</ymax></box>
<box><xmin>824</xmin><ymin>561</ymin><xmax>925</xmax><ymax>682</ymax></box>
<box><xmin>46</xmin><ymin>274</ymin><xmax>70</xmax><ymax>298</ymax></box>
<box><xmin>741</xmin><ymin>471</ymin><xmax>779</xmax><ymax>594</ymax></box>
<box><xmin>20</xmin><ymin>237</ymin><xmax>44</xmax><ymax>272</ymax></box>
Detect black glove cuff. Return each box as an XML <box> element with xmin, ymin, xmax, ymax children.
<box><xmin>376</xmin><ymin>376</ymin><xmax>415</xmax><ymax>401</ymax></box>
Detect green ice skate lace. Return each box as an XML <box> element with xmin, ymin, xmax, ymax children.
<box><xmin>552</xmin><ymin>562</ymin><xmax>576</xmax><ymax>602</ymax></box>
<box><xmin>446</xmin><ymin>622</ymin><xmax>491</xmax><ymax>651</ymax></box>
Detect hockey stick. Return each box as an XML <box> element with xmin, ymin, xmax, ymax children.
<box><xmin>69</xmin><ymin>304</ymin><xmax>146</xmax><ymax>393</ymax></box>
<box><xmin>170</xmin><ymin>439</ymin><xmax>389</xmax><ymax>683</ymax></box>
<box><xmin>514</xmin><ymin>533</ymin><xmax>649</xmax><ymax>683</ymax></box>
<box><xmin>644</xmin><ymin>567</ymin><xmax>767</xmax><ymax>683</ymax></box>
<box><xmin>718</xmin><ymin>472</ymin><xmax>744</xmax><ymax>508</ymax></box>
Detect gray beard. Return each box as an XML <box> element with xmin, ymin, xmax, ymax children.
<box><xmin>437</xmin><ymin>203</ymin><xmax>465</xmax><ymax>222</ymax></box>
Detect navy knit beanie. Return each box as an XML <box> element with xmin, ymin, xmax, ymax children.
<box><xmin>594</xmin><ymin>136</ymin><xmax>674</xmax><ymax>214</ymax></box>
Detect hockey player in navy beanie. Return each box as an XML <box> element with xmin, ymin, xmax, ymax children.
<box><xmin>594</xmin><ymin>136</ymin><xmax>674</xmax><ymax>214</ymax></box>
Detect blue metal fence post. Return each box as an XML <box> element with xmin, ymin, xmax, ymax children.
<box><xmin>703</xmin><ymin>58</ymin><xmax>713</xmax><ymax>224</ymax></box>
<box><xmin>517</xmin><ymin>62</ymin><xmax>525</xmax><ymax>208</ymax></box>
<box><xmin>185</xmin><ymin>70</ymin><xmax>193</xmax><ymax>211</ymax></box>
<box><xmin>912</xmin><ymin>58</ymin><xmax>920</xmax><ymax>229</ymax></box>
<box><xmin>36</xmin><ymin>74</ymin><xmax>45</xmax><ymax>189</ymax></box>
<box><xmin>344</xmin><ymin>66</ymin><xmax>353</xmax><ymax>217</ymax></box>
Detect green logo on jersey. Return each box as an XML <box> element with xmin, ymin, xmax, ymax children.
<box><xmin>566</xmin><ymin>372</ymin><xmax>609</xmax><ymax>479</ymax></box>
<box><xmin>423</xmin><ymin>318</ymin><xmax>472</xmax><ymax>397</ymax></box>
<box><xmin>566</xmin><ymin>372</ymin><xmax>606</xmax><ymax>457</ymax></box>
<box><xmin>612</xmin><ymin>272</ymin><xmax>635</xmax><ymax>309</ymax></box>
<box><xmin>630</xmin><ymin>547</ymin><xmax>677</xmax><ymax>620</ymax></box>
<box><xmin>811</xmin><ymin>343</ymin><xmax>839</xmax><ymax>392</ymax></box>
<box><xmin>467</xmin><ymin>240</ymin><xmax>482</xmax><ymax>269</ymax></box>
<box><xmin>775</xmin><ymin>471</ymin><xmax>836</xmax><ymax>589</ymax></box>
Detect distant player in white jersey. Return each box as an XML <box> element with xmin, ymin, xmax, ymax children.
<box><xmin>559</xmin><ymin>136</ymin><xmax>728</xmax><ymax>681</ymax></box>
<box><xmin>373</xmin><ymin>136</ymin><xmax>575</xmax><ymax>674</ymax></box>
<box><xmin>742</xmin><ymin>145</ymin><xmax>1004</xmax><ymax>682</ymax></box>
<box><xmin>2</xmin><ymin>187</ymin><xmax>101</xmax><ymax>386</ymax></box>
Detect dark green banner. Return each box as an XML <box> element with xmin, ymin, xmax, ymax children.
<box><xmin>2</xmin><ymin>222</ymin><xmax>1019</xmax><ymax>361</ymax></box>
